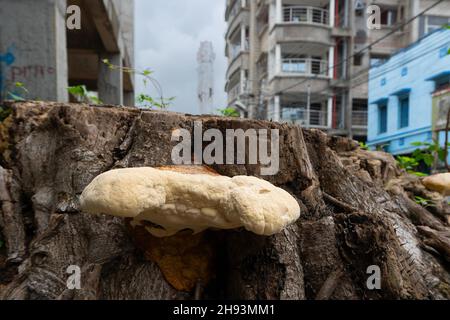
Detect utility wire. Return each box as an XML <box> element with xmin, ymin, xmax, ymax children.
<box><xmin>275</xmin><ymin>0</ymin><xmax>446</xmax><ymax>95</ymax></box>
<box><xmin>305</xmin><ymin>39</ymin><xmax>450</xmax><ymax>103</ymax></box>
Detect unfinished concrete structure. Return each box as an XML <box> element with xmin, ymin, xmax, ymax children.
<box><xmin>224</xmin><ymin>0</ymin><xmax>450</xmax><ymax>140</ymax></box>
<box><xmin>0</xmin><ymin>0</ymin><xmax>135</xmax><ymax>105</ymax></box>
<box><xmin>197</xmin><ymin>41</ymin><xmax>216</xmax><ymax>115</ymax></box>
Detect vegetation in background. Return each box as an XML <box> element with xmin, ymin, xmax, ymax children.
<box><xmin>67</xmin><ymin>85</ymin><xmax>102</xmax><ymax>104</ymax></box>
<box><xmin>396</xmin><ymin>155</ymin><xmax>427</xmax><ymax>177</ymax></box>
<box><xmin>0</xmin><ymin>105</ymin><xmax>11</xmax><ymax>122</ymax></box>
<box><xmin>359</xmin><ymin>141</ymin><xmax>369</xmax><ymax>150</ymax></box>
<box><xmin>414</xmin><ymin>195</ymin><xmax>435</xmax><ymax>208</ymax></box>
<box><xmin>217</xmin><ymin>107</ymin><xmax>240</xmax><ymax>117</ymax></box>
<box><xmin>396</xmin><ymin>140</ymin><xmax>450</xmax><ymax>176</ymax></box>
<box><xmin>5</xmin><ymin>82</ymin><xmax>28</xmax><ymax>101</ymax></box>
<box><xmin>102</xmin><ymin>59</ymin><xmax>174</xmax><ymax>109</ymax></box>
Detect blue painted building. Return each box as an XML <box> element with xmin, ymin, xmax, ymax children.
<box><xmin>367</xmin><ymin>28</ymin><xmax>450</xmax><ymax>161</ymax></box>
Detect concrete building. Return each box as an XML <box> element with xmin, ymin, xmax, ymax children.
<box><xmin>0</xmin><ymin>0</ymin><xmax>134</xmax><ymax>105</ymax></box>
<box><xmin>224</xmin><ymin>0</ymin><xmax>450</xmax><ymax>140</ymax></box>
<box><xmin>367</xmin><ymin>29</ymin><xmax>450</xmax><ymax>164</ymax></box>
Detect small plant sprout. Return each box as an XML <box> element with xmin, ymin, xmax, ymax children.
<box><xmin>102</xmin><ymin>59</ymin><xmax>173</xmax><ymax>109</ymax></box>
<box><xmin>359</xmin><ymin>141</ymin><xmax>369</xmax><ymax>150</ymax></box>
<box><xmin>218</xmin><ymin>107</ymin><xmax>240</xmax><ymax>117</ymax></box>
<box><xmin>414</xmin><ymin>196</ymin><xmax>435</xmax><ymax>208</ymax></box>
<box><xmin>67</xmin><ymin>85</ymin><xmax>102</xmax><ymax>104</ymax></box>
<box><xmin>6</xmin><ymin>82</ymin><xmax>29</xmax><ymax>101</ymax></box>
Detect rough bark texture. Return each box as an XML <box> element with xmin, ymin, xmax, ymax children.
<box><xmin>0</xmin><ymin>101</ymin><xmax>449</xmax><ymax>300</ymax></box>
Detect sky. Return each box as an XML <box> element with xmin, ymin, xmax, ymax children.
<box><xmin>135</xmin><ymin>0</ymin><xmax>227</xmax><ymax>115</ymax></box>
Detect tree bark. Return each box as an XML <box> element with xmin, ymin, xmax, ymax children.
<box><xmin>0</xmin><ymin>101</ymin><xmax>449</xmax><ymax>300</ymax></box>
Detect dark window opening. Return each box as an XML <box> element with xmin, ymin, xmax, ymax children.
<box><xmin>379</xmin><ymin>104</ymin><xmax>388</xmax><ymax>134</ymax></box>
<box><xmin>399</xmin><ymin>96</ymin><xmax>409</xmax><ymax>129</ymax></box>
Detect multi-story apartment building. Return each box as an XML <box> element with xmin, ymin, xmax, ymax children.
<box><xmin>224</xmin><ymin>0</ymin><xmax>450</xmax><ymax>140</ymax></box>
<box><xmin>0</xmin><ymin>0</ymin><xmax>134</xmax><ymax>105</ymax></box>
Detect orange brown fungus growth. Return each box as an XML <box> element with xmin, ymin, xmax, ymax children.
<box><xmin>127</xmin><ymin>166</ymin><xmax>219</xmax><ymax>292</ymax></box>
<box><xmin>126</xmin><ymin>221</ymin><xmax>216</xmax><ymax>292</ymax></box>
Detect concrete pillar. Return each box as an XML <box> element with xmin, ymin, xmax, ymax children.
<box><xmin>269</xmin><ymin>1</ymin><xmax>276</xmax><ymax>29</ymax></box>
<box><xmin>275</xmin><ymin>0</ymin><xmax>282</xmax><ymax>24</ymax></box>
<box><xmin>328</xmin><ymin>46</ymin><xmax>335</xmax><ymax>78</ymax></box>
<box><xmin>98</xmin><ymin>53</ymin><xmax>123</xmax><ymax>105</ymax></box>
<box><xmin>241</xmin><ymin>25</ymin><xmax>246</xmax><ymax>51</ymax></box>
<box><xmin>124</xmin><ymin>91</ymin><xmax>135</xmax><ymax>107</ymax></box>
<box><xmin>240</xmin><ymin>69</ymin><xmax>246</xmax><ymax>93</ymax></box>
<box><xmin>327</xmin><ymin>96</ymin><xmax>333</xmax><ymax>128</ymax></box>
<box><xmin>275</xmin><ymin>44</ymin><xmax>281</xmax><ymax>75</ymax></box>
<box><xmin>273</xmin><ymin>95</ymin><xmax>281</xmax><ymax>122</ymax></box>
<box><xmin>329</xmin><ymin>0</ymin><xmax>335</xmax><ymax>27</ymax></box>
<box><xmin>409</xmin><ymin>0</ymin><xmax>420</xmax><ymax>43</ymax></box>
<box><xmin>0</xmin><ymin>0</ymin><xmax>68</xmax><ymax>102</ymax></box>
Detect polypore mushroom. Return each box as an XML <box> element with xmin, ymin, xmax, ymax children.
<box><xmin>422</xmin><ymin>173</ymin><xmax>450</xmax><ymax>196</ymax></box>
<box><xmin>80</xmin><ymin>166</ymin><xmax>300</xmax><ymax>237</ymax></box>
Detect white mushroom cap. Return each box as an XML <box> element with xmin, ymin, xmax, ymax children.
<box><xmin>422</xmin><ymin>173</ymin><xmax>450</xmax><ymax>196</ymax></box>
<box><xmin>80</xmin><ymin>167</ymin><xmax>300</xmax><ymax>237</ymax></box>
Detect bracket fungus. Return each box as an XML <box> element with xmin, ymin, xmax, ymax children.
<box><xmin>80</xmin><ymin>166</ymin><xmax>300</xmax><ymax>237</ymax></box>
<box><xmin>422</xmin><ymin>173</ymin><xmax>450</xmax><ymax>196</ymax></box>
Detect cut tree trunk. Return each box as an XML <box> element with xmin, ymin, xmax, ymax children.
<box><xmin>0</xmin><ymin>101</ymin><xmax>449</xmax><ymax>300</ymax></box>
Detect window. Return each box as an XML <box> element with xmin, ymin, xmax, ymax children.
<box><xmin>354</xmin><ymin>53</ymin><xmax>363</xmax><ymax>66</ymax></box>
<box><xmin>420</xmin><ymin>15</ymin><xmax>450</xmax><ymax>37</ymax></box>
<box><xmin>399</xmin><ymin>96</ymin><xmax>409</xmax><ymax>128</ymax></box>
<box><xmin>380</xmin><ymin>8</ymin><xmax>398</xmax><ymax>26</ymax></box>
<box><xmin>379</xmin><ymin>104</ymin><xmax>388</xmax><ymax>134</ymax></box>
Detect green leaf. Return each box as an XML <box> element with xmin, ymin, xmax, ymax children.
<box><xmin>14</xmin><ymin>81</ymin><xmax>29</xmax><ymax>93</ymax></box>
<box><xmin>88</xmin><ymin>95</ymin><xmax>102</xmax><ymax>105</ymax></box>
<box><xmin>410</xmin><ymin>171</ymin><xmax>428</xmax><ymax>177</ymax></box>
<box><xmin>218</xmin><ymin>107</ymin><xmax>240</xmax><ymax>117</ymax></box>
<box><xmin>6</xmin><ymin>92</ymin><xmax>25</xmax><ymax>101</ymax></box>
<box><xmin>359</xmin><ymin>142</ymin><xmax>369</xmax><ymax>150</ymax></box>
<box><xmin>422</xmin><ymin>153</ymin><xmax>434</xmax><ymax>166</ymax></box>
<box><xmin>67</xmin><ymin>85</ymin><xmax>88</xmax><ymax>97</ymax></box>
<box><xmin>410</xmin><ymin>141</ymin><xmax>424</xmax><ymax>147</ymax></box>
<box><xmin>142</xmin><ymin>69</ymin><xmax>153</xmax><ymax>76</ymax></box>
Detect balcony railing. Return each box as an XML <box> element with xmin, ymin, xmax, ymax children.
<box><xmin>230</xmin><ymin>39</ymin><xmax>249</xmax><ymax>59</ymax></box>
<box><xmin>229</xmin><ymin>83</ymin><xmax>241</xmax><ymax>101</ymax></box>
<box><xmin>283</xmin><ymin>6</ymin><xmax>329</xmax><ymax>25</ymax></box>
<box><xmin>228</xmin><ymin>0</ymin><xmax>244</xmax><ymax>22</ymax></box>
<box><xmin>352</xmin><ymin>110</ymin><xmax>368</xmax><ymax>127</ymax></box>
<box><xmin>283</xmin><ymin>109</ymin><xmax>328</xmax><ymax>128</ymax></box>
<box><xmin>282</xmin><ymin>58</ymin><xmax>328</xmax><ymax>76</ymax></box>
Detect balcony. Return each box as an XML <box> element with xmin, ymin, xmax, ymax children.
<box><xmin>272</xmin><ymin>6</ymin><xmax>332</xmax><ymax>47</ymax></box>
<box><xmin>283</xmin><ymin>6</ymin><xmax>328</xmax><ymax>25</ymax></box>
<box><xmin>281</xmin><ymin>58</ymin><xmax>328</xmax><ymax>76</ymax></box>
<box><xmin>226</xmin><ymin>50</ymin><xmax>249</xmax><ymax>80</ymax></box>
<box><xmin>228</xmin><ymin>83</ymin><xmax>241</xmax><ymax>103</ymax></box>
<box><xmin>352</xmin><ymin>110</ymin><xmax>368</xmax><ymax>128</ymax></box>
<box><xmin>282</xmin><ymin>109</ymin><xmax>329</xmax><ymax>129</ymax></box>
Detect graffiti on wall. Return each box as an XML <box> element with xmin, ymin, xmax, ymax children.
<box><xmin>0</xmin><ymin>45</ymin><xmax>57</xmax><ymax>101</ymax></box>
<box><xmin>0</xmin><ymin>46</ymin><xmax>16</xmax><ymax>100</ymax></box>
